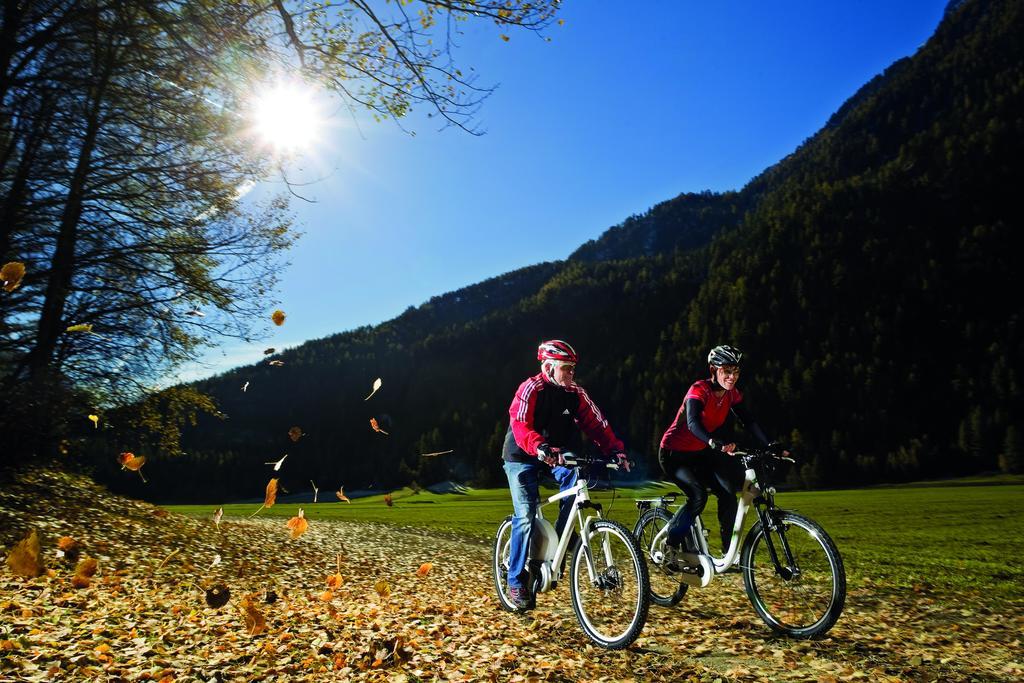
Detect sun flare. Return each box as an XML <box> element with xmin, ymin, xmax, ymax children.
<box><xmin>248</xmin><ymin>80</ymin><xmax>323</xmax><ymax>153</ymax></box>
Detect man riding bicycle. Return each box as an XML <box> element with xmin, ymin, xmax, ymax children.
<box><xmin>502</xmin><ymin>339</ymin><xmax>630</xmax><ymax>611</ymax></box>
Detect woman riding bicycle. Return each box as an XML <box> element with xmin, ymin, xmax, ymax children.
<box><xmin>660</xmin><ymin>344</ymin><xmax>785</xmax><ymax>558</ymax></box>
<box><xmin>502</xmin><ymin>339</ymin><xmax>630</xmax><ymax>611</ymax></box>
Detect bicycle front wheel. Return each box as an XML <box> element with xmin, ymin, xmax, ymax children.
<box><xmin>492</xmin><ymin>516</ymin><xmax>519</xmax><ymax>612</ymax></box>
<box><xmin>569</xmin><ymin>519</ymin><xmax>650</xmax><ymax>649</ymax></box>
<box><xmin>741</xmin><ymin>510</ymin><xmax>846</xmax><ymax>638</ymax></box>
<box><xmin>633</xmin><ymin>507</ymin><xmax>688</xmax><ymax>607</ymax></box>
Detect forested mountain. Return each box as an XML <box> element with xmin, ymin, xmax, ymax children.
<box><xmin>91</xmin><ymin>0</ymin><xmax>1023</xmax><ymax>502</ymax></box>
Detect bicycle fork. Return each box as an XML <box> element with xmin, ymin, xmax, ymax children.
<box><xmin>754</xmin><ymin>505</ymin><xmax>799</xmax><ymax>580</ymax></box>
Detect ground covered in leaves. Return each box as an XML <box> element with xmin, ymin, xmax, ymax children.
<box><xmin>1</xmin><ymin>467</ymin><xmax>1021</xmax><ymax>682</ymax></box>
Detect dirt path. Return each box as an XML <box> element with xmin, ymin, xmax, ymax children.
<box><xmin>1</xmin><ymin>468</ymin><xmax>1021</xmax><ymax>682</ymax></box>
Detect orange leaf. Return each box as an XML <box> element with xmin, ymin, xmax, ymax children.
<box><xmin>335</xmin><ymin>486</ymin><xmax>350</xmax><ymax>503</ymax></box>
<box><xmin>326</xmin><ymin>573</ymin><xmax>344</xmax><ymax>589</ymax></box>
<box><xmin>239</xmin><ymin>594</ymin><xmax>266</xmax><ymax>635</ymax></box>
<box><xmin>75</xmin><ymin>557</ymin><xmax>98</xmax><ymax>579</ymax></box>
<box><xmin>6</xmin><ymin>529</ymin><xmax>44</xmax><ymax>577</ymax></box>
<box><xmin>118</xmin><ymin>452</ymin><xmax>146</xmax><ymax>471</ymax></box>
<box><xmin>319</xmin><ymin>590</ymin><xmax>334</xmax><ymax>602</ymax></box>
<box><xmin>288</xmin><ymin>426</ymin><xmax>303</xmax><ymax>442</ymax></box>
<box><xmin>264</xmin><ymin>478</ymin><xmax>279</xmax><ymax>508</ymax></box>
<box><xmin>57</xmin><ymin>537</ymin><xmax>78</xmax><ymax>552</ymax></box>
<box><xmin>369</xmin><ymin>418</ymin><xmax>388</xmax><ymax>435</ymax></box>
<box><xmin>383</xmin><ymin>494</ymin><xmax>393</xmax><ymax>507</ymax></box>
<box><xmin>1</xmin><ymin>261</ymin><xmax>26</xmax><ymax>292</ymax></box>
<box><xmin>416</xmin><ymin>562</ymin><xmax>433</xmax><ymax>577</ymax></box>
<box><xmin>71</xmin><ymin>574</ymin><xmax>91</xmax><ymax>589</ymax></box>
<box><xmin>286</xmin><ymin>508</ymin><xmax>309</xmax><ymax>539</ymax></box>
<box><xmin>152</xmin><ymin>508</ymin><xmax>169</xmax><ymax>518</ymax></box>
<box><xmin>271</xmin><ymin>309</ymin><xmax>286</xmax><ymax>326</ymax></box>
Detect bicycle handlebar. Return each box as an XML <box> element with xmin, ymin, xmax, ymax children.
<box><xmin>559</xmin><ymin>452</ymin><xmax>631</xmax><ymax>470</ymax></box>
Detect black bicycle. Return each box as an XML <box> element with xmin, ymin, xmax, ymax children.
<box><xmin>633</xmin><ymin>447</ymin><xmax>846</xmax><ymax>638</ymax></box>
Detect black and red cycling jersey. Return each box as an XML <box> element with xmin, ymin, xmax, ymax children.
<box><xmin>661</xmin><ymin>378</ymin><xmax>768</xmax><ymax>451</ymax></box>
<box><xmin>502</xmin><ymin>373</ymin><xmax>624</xmax><ymax>463</ymax></box>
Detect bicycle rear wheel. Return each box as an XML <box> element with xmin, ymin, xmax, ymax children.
<box><xmin>741</xmin><ymin>510</ymin><xmax>846</xmax><ymax>638</ymax></box>
<box><xmin>633</xmin><ymin>507</ymin><xmax>688</xmax><ymax>607</ymax></box>
<box><xmin>569</xmin><ymin>519</ymin><xmax>650</xmax><ymax>649</ymax></box>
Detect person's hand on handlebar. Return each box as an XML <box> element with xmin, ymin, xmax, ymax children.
<box><xmin>613</xmin><ymin>451</ymin><xmax>631</xmax><ymax>472</ymax></box>
<box><xmin>709</xmin><ymin>438</ymin><xmax>737</xmax><ymax>454</ymax></box>
<box><xmin>536</xmin><ymin>443</ymin><xmax>564</xmax><ymax>467</ymax></box>
<box><xmin>767</xmin><ymin>441</ymin><xmax>793</xmax><ymax>459</ymax></box>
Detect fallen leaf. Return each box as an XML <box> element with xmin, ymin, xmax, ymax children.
<box><xmin>151</xmin><ymin>508</ymin><xmax>169</xmax><ymax>518</ymax></box>
<box><xmin>286</xmin><ymin>509</ymin><xmax>309</xmax><ymax>539</ymax></box>
<box><xmin>1</xmin><ymin>261</ymin><xmax>26</xmax><ymax>292</ymax></box>
<box><xmin>374</xmin><ymin>579</ymin><xmax>391</xmax><ymax>599</ymax></box>
<box><xmin>336</xmin><ymin>486</ymin><xmax>350</xmax><ymax>503</ymax></box>
<box><xmin>416</xmin><ymin>562</ymin><xmax>433</xmax><ymax>577</ymax></box>
<box><xmin>288</xmin><ymin>426</ymin><xmax>303</xmax><ymax>442</ymax></box>
<box><xmin>6</xmin><ymin>529</ymin><xmax>44</xmax><ymax>577</ymax></box>
<box><xmin>271</xmin><ymin>309</ymin><xmax>286</xmax><ymax>326</ymax></box>
<box><xmin>88</xmin><ymin>414</ymin><xmax>99</xmax><ymax>429</ymax></box>
<box><xmin>239</xmin><ymin>594</ymin><xmax>267</xmax><ymax>635</ymax></box>
<box><xmin>370</xmin><ymin>418</ymin><xmax>389</xmax><ymax>435</ymax></box>
<box><xmin>66</xmin><ymin>323</ymin><xmax>93</xmax><ymax>333</ymax></box>
<box><xmin>364</xmin><ymin>377</ymin><xmax>383</xmax><ymax>401</ymax></box>
<box><xmin>206</xmin><ymin>584</ymin><xmax>230</xmax><ymax>608</ymax></box>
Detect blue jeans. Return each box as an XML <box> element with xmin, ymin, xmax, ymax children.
<box><xmin>503</xmin><ymin>460</ymin><xmax>578</xmax><ymax>590</ymax></box>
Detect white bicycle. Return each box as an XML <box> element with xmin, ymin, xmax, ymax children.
<box><xmin>634</xmin><ymin>447</ymin><xmax>846</xmax><ymax>638</ymax></box>
<box><xmin>493</xmin><ymin>453</ymin><xmax>650</xmax><ymax>649</ymax></box>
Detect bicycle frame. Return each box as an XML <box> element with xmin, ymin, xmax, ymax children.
<box><xmin>527</xmin><ymin>460</ymin><xmax>617</xmax><ymax>593</ymax></box>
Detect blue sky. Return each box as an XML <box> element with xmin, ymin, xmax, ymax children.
<box><xmin>174</xmin><ymin>0</ymin><xmax>948</xmax><ymax>383</ymax></box>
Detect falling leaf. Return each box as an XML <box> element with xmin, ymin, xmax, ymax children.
<box><xmin>264</xmin><ymin>454</ymin><xmax>288</xmax><ymax>471</ymax></box>
<box><xmin>57</xmin><ymin>536</ymin><xmax>79</xmax><ymax>552</ymax></box>
<box><xmin>151</xmin><ymin>508</ymin><xmax>169</xmax><ymax>518</ymax></box>
<box><xmin>364</xmin><ymin>377</ymin><xmax>383</xmax><ymax>401</ymax></box>
<box><xmin>370</xmin><ymin>418</ymin><xmax>389</xmax><ymax>435</ymax></box>
<box><xmin>336</xmin><ymin>486</ymin><xmax>350</xmax><ymax>503</ymax></box>
<box><xmin>186</xmin><ymin>309</ymin><xmax>205</xmax><ymax>317</ymax></box>
<box><xmin>383</xmin><ymin>493</ymin><xmax>393</xmax><ymax>507</ymax></box>
<box><xmin>6</xmin><ymin>529</ymin><xmax>44</xmax><ymax>577</ymax></box>
<box><xmin>288</xmin><ymin>426</ymin><xmax>303</xmax><ymax>442</ymax></box>
<box><xmin>374</xmin><ymin>579</ymin><xmax>391</xmax><ymax>599</ymax></box>
<box><xmin>271</xmin><ymin>309</ymin><xmax>286</xmax><ymax>326</ymax></box>
<box><xmin>88</xmin><ymin>414</ymin><xmax>99</xmax><ymax>429</ymax></box>
<box><xmin>500</xmin><ymin>34</ymin><xmax>510</xmax><ymax>41</ymax></box>
<box><xmin>71</xmin><ymin>557</ymin><xmax>98</xmax><ymax>588</ymax></box>
<box><xmin>310</xmin><ymin>480</ymin><xmax>319</xmax><ymax>503</ymax></box>
<box><xmin>263</xmin><ymin>348</ymin><xmax>275</xmax><ymax>355</ymax></box>
<box><xmin>205</xmin><ymin>584</ymin><xmax>230</xmax><ymax>608</ymax></box>
<box><xmin>156</xmin><ymin>548</ymin><xmax>180</xmax><ymax>571</ymax></box>
<box><xmin>209</xmin><ymin>554</ymin><xmax>221</xmax><ymax>569</ymax></box>
<box><xmin>286</xmin><ymin>508</ymin><xmax>309</xmax><ymax>539</ymax></box>
<box><xmin>1</xmin><ymin>261</ymin><xmax>26</xmax><ymax>292</ymax></box>
<box><xmin>268</xmin><ymin>360</ymin><xmax>284</xmax><ymax>367</ymax></box>
<box><xmin>66</xmin><ymin>323</ymin><xmax>93</xmax><ymax>333</ymax></box>
<box><xmin>241</xmin><ymin>381</ymin><xmax>250</xmax><ymax>392</ymax></box>
<box><xmin>213</xmin><ymin>507</ymin><xmax>223</xmax><ymax>528</ymax></box>
<box><xmin>249</xmin><ymin>479</ymin><xmax>278</xmax><ymax>517</ymax></box>
<box><xmin>118</xmin><ymin>452</ymin><xmax>147</xmax><ymax>483</ymax></box>
<box><xmin>416</xmin><ymin>562</ymin><xmax>433</xmax><ymax>577</ymax></box>
<box><xmin>239</xmin><ymin>594</ymin><xmax>266</xmax><ymax>635</ymax></box>
<box><xmin>264</xmin><ymin>478</ymin><xmax>278</xmax><ymax>508</ymax></box>
<box><xmin>320</xmin><ymin>590</ymin><xmax>334</xmax><ymax>602</ymax></box>
<box><xmin>421</xmin><ymin>449</ymin><xmax>454</xmax><ymax>458</ymax></box>
<box><xmin>326</xmin><ymin>573</ymin><xmax>344</xmax><ymax>589</ymax></box>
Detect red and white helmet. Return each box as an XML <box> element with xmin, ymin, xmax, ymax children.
<box><xmin>537</xmin><ymin>339</ymin><xmax>578</xmax><ymax>365</ymax></box>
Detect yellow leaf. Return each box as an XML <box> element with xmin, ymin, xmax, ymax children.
<box><xmin>66</xmin><ymin>323</ymin><xmax>93</xmax><ymax>333</ymax></box>
<box><xmin>374</xmin><ymin>579</ymin><xmax>391</xmax><ymax>599</ymax></box>
<box><xmin>88</xmin><ymin>414</ymin><xmax>99</xmax><ymax>428</ymax></box>
<box><xmin>271</xmin><ymin>309</ymin><xmax>286</xmax><ymax>326</ymax></box>
<box><xmin>264</xmin><ymin>478</ymin><xmax>279</xmax><ymax>508</ymax></box>
<box><xmin>6</xmin><ymin>529</ymin><xmax>44</xmax><ymax>577</ymax></box>
<box><xmin>500</xmin><ymin>34</ymin><xmax>510</xmax><ymax>42</ymax></box>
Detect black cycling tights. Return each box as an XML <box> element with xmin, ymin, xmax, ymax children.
<box><xmin>658</xmin><ymin>447</ymin><xmax>740</xmax><ymax>551</ymax></box>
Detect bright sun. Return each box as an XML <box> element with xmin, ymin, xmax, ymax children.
<box><xmin>249</xmin><ymin>80</ymin><xmax>322</xmax><ymax>153</ymax></box>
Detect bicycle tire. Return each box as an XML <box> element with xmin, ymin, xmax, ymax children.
<box><xmin>632</xmin><ymin>507</ymin><xmax>688</xmax><ymax>607</ymax></box>
<box><xmin>568</xmin><ymin>519</ymin><xmax>650</xmax><ymax>649</ymax></box>
<box><xmin>492</xmin><ymin>516</ymin><xmax>519</xmax><ymax>612</ymax></box>
<box><xmin>740</xmin><ymin>510</ymin><xmax>846</xmax><ymax>638</ymax></box>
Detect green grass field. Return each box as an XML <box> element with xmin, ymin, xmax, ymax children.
<box><xmin>167</xmin><ymin>478</ymin><xmax>1024</xmax><ymax>603</ymax></box>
